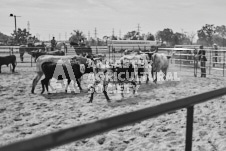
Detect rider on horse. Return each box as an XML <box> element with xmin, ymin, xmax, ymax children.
<box><xmin>27</xmin><ymin>36</ymin><xmax>35</xmax><ymax>48</ymax></box>
<box><xmin>51</xmin><ymin>37</ymin><xmax>57</xmax><ymax>51</ymax></box>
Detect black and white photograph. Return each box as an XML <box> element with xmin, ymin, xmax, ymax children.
<box><xmin>0</xmin><ymin>0</ymin><xmax>226</xmax><ymax>150</ymax></box>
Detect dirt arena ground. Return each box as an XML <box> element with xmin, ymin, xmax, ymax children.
<box><xmin>0</xmin><ymin>53</ymin><xmax>226</xmax><ymax>151</ymax></box>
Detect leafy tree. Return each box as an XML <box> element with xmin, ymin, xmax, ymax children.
<box><xmin>156</xmin><ymin>28</ymin><xmax>174</xmax><ymax>46</ymax></box>
<box><xmin>69</xmin><ymin>30</ymin><xmax>86</xmax><ymax>45</ymax></box>
<box><xmin>146</xmin><ymin>33</ymin><xmax>155</xmax><ymax>40</ymax></box>
<box><xmin>111</xmin><ymin>35</ymin><xmax>118</xmax><ymax>40</ymax></box>
<box><xmin>197</xmin><ymin>24</ymin><xmax>215</xmax><ymax>46</ymax></box>
<box><xmin>212</xmin><ymin>34</ymin><xmax>223</xmax><ymax>46</ymax></box>
<box><xmin>0</xmin><ymin>32</ymin><xmax>11</xmax><ymax>45</ymax></box>
<box><xmin>123</xmin><ymin>31</ymin><xmax>140</xmax><ymax>40</ymax></box>
<box><xmin>215</xmin><ymin>25</ymin><xmax>226</xmax><ymax>46</ymax></box>
<box><xmin>0</xmin><ymin>32</ymin><xmax>11</xmax><ymax>42</ymax></box>
<box><xmin>11</xmin><ymin>28</ymin><xmax>31</xmax><ymax>45</ymax></box>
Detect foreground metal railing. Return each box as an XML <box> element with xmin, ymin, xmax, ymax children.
<box><xmin>0</xmin><ymin>88</ymin><xmax>226</xmax><ymax>151</ymax></box>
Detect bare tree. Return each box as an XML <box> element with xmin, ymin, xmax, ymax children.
<box><xmin>187</xmin><ymin>32</ymin><xmax>196</xmax><ymax>45</ymax></box>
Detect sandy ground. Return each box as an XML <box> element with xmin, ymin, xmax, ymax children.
<box><xmin>0</xmin><ymin>55</ymin><xmax>226</xmax><ymax>151</ymax></box>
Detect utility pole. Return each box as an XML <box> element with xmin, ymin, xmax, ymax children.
<box><xmin>10</xmin><ymin>14</ymin><xmax>21</xmax><ymax>44</ymax></box>
<box><xmin>94</xmin><ymin>28</ymin><xmax>98</xmax><ymax>53</ymax></box>
<box><xmin>136</xmin><ymin>24</ymin><xmax>141</xmax><ymax>40</ymax></box>
<box><xmin>112</xmin><ymin>28</ymin><xmax>115</xmax><ymax>36</ymax></box>
<box><xmin>88</xmin><ymin>31</ymin><xmax>90</xmax><ymax>40</ymax></box>
<box><xmin>27</xmin><ymin>21</ymin><xmax>30</xmax><ymax>33</ymax></box>
<box><xmin>49</xmin><ymin>34</ymin><xmax>50</xmax><ymax>41</ymax></box>
<box><xmin>94</xmin><ymin>28</ymin><xmax>97</xmax><ymax>39</ymax></box>
<box><xmin>137</xmin><ymin>24</ymin><xmax>141</xmax><ymax>34</ymax></box>
<box><xmin>119</xmin><ymin>30</ymin><xmax>121</xmax><ymax>39</ymax></box>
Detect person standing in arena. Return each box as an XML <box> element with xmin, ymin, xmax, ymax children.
<box><xmin>27</xmin><ymin>36</ymin><xmax>34</xmax><ymax>48</ymax></box>
<box><xmin>51</xmin><ymin>37</ymin><xmax>57</xmax><ymax>51</ymax></box>
<box><xmin>193</xmin><ymin>48</ymin><xmax>199</xmax><ymax>77</ymax></box>
<box><xmin>198</xmin><ymin>45</ymin><xmax>207</xmax><ymax>77</ymax></box>
<box><xmin>213</xmin><ymin>44</ymin><xmax>218</xmax><ymax>67</ymax></box>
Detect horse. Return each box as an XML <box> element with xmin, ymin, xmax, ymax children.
<box><xmin>30</xmin><ymin>50</ymin><xmax>66</xmax><ymax>62</ymax></box>
<box><xmin>45</xmin><ymin>42</ymin><xmax>67</xmax><ymax>53</ymax></box>
<box><xmin>19</xmin><ymin>44</ymin><xmax>45</xmax><ymax>62</ymax></box>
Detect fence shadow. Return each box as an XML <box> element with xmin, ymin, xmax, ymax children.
<box><xmin>106</xmin><ymin>95</ymin><xmax>156</xmax><ymax>108</ymax></box>
<box><xmin>0</xmin><ymin>71</ymin><xmax>20</xmax><ymax>75</ymax></box>
<box><xmin>138</xmin><ymin>80</ymin><xmax>180</xmax><ymax>92</ymax></box>
<box><xmin>41</xmin><ymin>89</ymin><xmax>90</xmax><ymax>100</ymax></box>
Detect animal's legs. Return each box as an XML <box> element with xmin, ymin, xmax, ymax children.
<box><xmin>20</xmin><ymin>53</ymin><xmax>24</xmax><ymax>62</ymax></box>
<box><xmin>12</xmin><ymin>63</ymin><xmax>16</xmax><ymax>72</ymax></box>
<box><xmin>131</xmin><ymin>81</ymin><xmax>137</xmax><ymax>95</ymax></box>
<box><xmin>45</xmin><ymin>79</ymin><xmax>51</xmax><ymax>94</ymax></box>
<box><xmin>88</xmin><ymin>85</ymin><xmax>95</xmax><ymax>103</ymax></box>
<box><xmin>120</xmin><ymin>83</ymin><xmax>124</xmax><ymax>98</ymax></box>
<box><xmin>76</xmin><ymin>78</ymin><xmax>83</xmax><ymax>91</ymax></box>
<box><xmin>163</xmin><ymin>70</ymin><xmax>167</xmax><ymax>80</ymax></box>
<box><xmin>41</xmin><ymin>79</ymin><xmax>45</xmax><ymax>94</ymax></box>
<box><xmin>65</xmin><ymin>79</ymin><xmax>71</xmax><ymax>93</ymax></box>
<box><xmin>31</xmin><ymin>72</ymin><xmax>43</xmax><ymax>93</ymax></box>
<box><xmin>103</xmin><ymin>82</ymin><xmax>110</xmax><ymax>102</ymax></box>
<box><xmin>153</xmin><ymin>72</ymin><xmax>157</xmax><ymax>83</ymax></box>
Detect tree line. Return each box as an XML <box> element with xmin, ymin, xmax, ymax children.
<box><xmin>69</xmin><ymin>24</ymin><xmax>226</xmax><ymax>47</ymax></box>
<box><xmin>0</xmin><ymin>24</ymin><xmax>225</xmax><ymax>47</ymax></box>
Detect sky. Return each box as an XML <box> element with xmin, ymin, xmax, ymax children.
<box><xmin>1</xmin><ymin>0</ymin><xmax>226</xmax><ymax>41</ymax></box>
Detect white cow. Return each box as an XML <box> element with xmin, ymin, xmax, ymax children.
<box><xmin>119</xmin><ymin>53</ymin><xmax>150</xmax><ymax>84</ymax></box>
<box><xmin>151</xmin><ymin>53</ymin><xmax>171</xmax><ymax>83</ymax></box>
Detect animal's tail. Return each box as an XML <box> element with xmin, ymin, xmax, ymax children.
<box><xmin>15</xmin><ymin>58</ymin><xmax>17</xmax><ymax>66</ymax></box>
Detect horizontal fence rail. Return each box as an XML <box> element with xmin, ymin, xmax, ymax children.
<box><xmin>162</xmin><ymin>48</ymin><xmax>226</xmax><ymax>77</ymax></box>
<box><xmin>0</xmin><ymin>87</ymin><xmax>226</xmax><ymax>151</ymax></box>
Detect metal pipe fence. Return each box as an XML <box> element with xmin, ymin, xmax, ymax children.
<box><xmin>165</xmin><ymin>48</ymin><xmax>226</xmax><ymax>77</ymax></box>
<box><xmin>0</xmin><ymin>46</ymin><xmax>68</xmax><ymax>67</ymax></box>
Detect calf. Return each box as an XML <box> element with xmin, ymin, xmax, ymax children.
<box><xmin>40</xmin><ymin>60</ymin><xmax>93</xmax><ymax>94</ymax></box>
<box><xmin>151</xmin><ymin>53</ymin><xmax>171</xmax><ymax>83</ymax></box>
<box><xmin>0</xmin><ymin>55</ymin><xmax>17</xmax><ymax>73</ymax></box>
<box><xmin>88</xmin><ymin>62</ymin><xmax>137</xmax><ymax>103</ymax></box>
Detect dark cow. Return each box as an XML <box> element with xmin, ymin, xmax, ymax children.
<box><xmin>40</xmin><ymin>60</ymin><xmax>94</xmax><ymax>94</ymax></box>
<box><xmin>88</xmin><ymin>62</ymin><xmax>137</xmax><ymax>103</ymax></box>
<box><xmin>0</xmin><ymin>55</ymin><xmax>17</xmax><ymax>73</ymax></box>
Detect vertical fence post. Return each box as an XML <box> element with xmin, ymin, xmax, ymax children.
<box><xmin>96</xmin><ymin>45</ymin><xmax>98</xmax><ymax>54</ymax></box>
<box><xmin>223</xmin><ymin>51</ymin><xmax>225</xmax><ymax>77</ymax></box>
<box><xmin>64</xmin><ymin>45</ymin><xmax>66</xmax><ymax>56</ymax></box>
<box><xmin>180</xmin><ymin>51</ymin><xmax>181</xmax><ymax>71</ymax></box>
<box><xmin>108</xmin><ymin>45</ymin><xmax>110</xmax><ymax>60</ymax></box>
<box><xmin>185</xmin><ymin>105</ymin><xmax>194</xmax><ymax>151</ymax></box>
<box><xmin>209</xmin><ymin>49</ymin><xmax>211</xmax><ymax>75</ymax></box>
<box><xmin>113</xmin><ymin>47</ymin><xmax>115</xmax><ymax>62</ymax></box>
<box><xmin>31</xmin><ymin>55</ymin><xmax>33</xmax><ymax>67</ymax></box>
<box><xmin>9</xmin><ymin>47</ymin><xmax>12</xmax><ymax>71</ymax></box>
<box><xmin>194</xmin><ymin>54</ymin><xmax>196</xmax><ymax>77</ymax></box>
